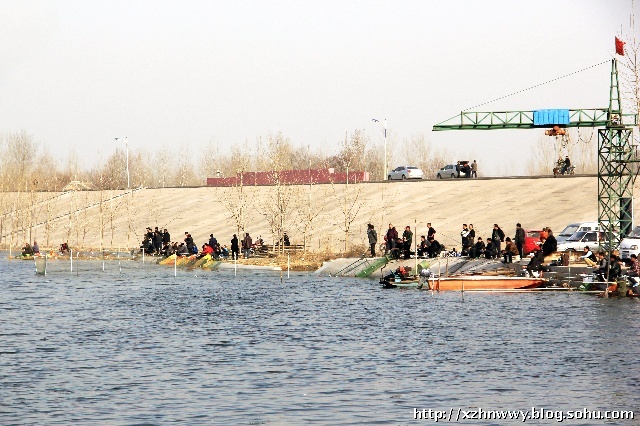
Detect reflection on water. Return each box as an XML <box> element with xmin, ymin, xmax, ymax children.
<box><xmin>1</xmin><ymin>257</ymin><xmax>638</xmax><ymax>425</ymax></box>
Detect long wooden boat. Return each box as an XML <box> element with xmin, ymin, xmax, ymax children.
<box><xmin>425</xmin><ymin>275</ymin><xmax>546</xmax><ymax>291</ymax></box>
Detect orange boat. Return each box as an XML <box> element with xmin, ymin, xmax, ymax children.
<box><xmin>424</xmin><ymin>275</ymin><xmax>546</xmax><ymax>291</ymax></box>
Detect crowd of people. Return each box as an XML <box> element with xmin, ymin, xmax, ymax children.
<box><xmin>578</xmin><ymin>246</ymin><xmax>640</xmax><ymax>295</ymax></box>
<box><xmin>139</xmin><ymin>227</ymin><xmax>264</xmax><ymax>260</ymax></box>
<box><xmin>367</xmin><ymin>222</ymin><xmax>442</xmax><ymax>260</ymax></box>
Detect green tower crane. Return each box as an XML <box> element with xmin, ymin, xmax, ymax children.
<box><xmin>432</xmin><ymin>59</ymin><xmax>638</xmax><ymax>248</ymax></box>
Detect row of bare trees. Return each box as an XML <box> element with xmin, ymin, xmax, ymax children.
<box><xmin>0</xmin><ymin>130</ymin><xmax>457</xmax><ymax>192</ymax></box>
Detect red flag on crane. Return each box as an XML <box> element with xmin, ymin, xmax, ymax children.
<box><xmin>615</xmin><ymin>36</ymin><xmax>625</xmax><ymax>56</ymax></box>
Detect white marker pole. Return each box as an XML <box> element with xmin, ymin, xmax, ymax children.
<box><xmin>174</xmin><ymin>254</ymin><xmax>177</xmax><ymax>277</ymax></box>
<box><xmin>70</xmin><ymin>249</ymin><xmax>73</xmax><ymax>272</ymax></box>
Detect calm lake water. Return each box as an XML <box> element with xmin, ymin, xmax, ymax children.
<box><xmin>1</xmin><ymin>256</ymin><xmax>639</xmax><ymax>425</ymax></box>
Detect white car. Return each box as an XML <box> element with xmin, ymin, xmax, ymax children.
<box><xmin>556</xmin><ymin>231</ymin><xmax>605</xmax><ymax>252</ymax></box>
<box><xmin>388</xmin><ymin>166</ymin><xmax>423</xmax><ymax>180</ymax></box>
<box><xmin>436</xmin><ymin>162</ymin><xmax>470</xmax><ymax>179</ymax></box>
<box><xmin>556</xmin><ymin>221</ymin><xmax>599</xmax><ymax>244</ymax></box>
<box><xmin>619</xmin><ymin>226</ymin><xmax>640</xmax><ymax>259</ymax></box>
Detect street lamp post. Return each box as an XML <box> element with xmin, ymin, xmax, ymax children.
<box><xmin>372</xmin><ymin>118</ymin><xmax>387</xmax><ymax>180</ymax></box>
<box><xmin>115</xmin><ymin>137</ymin><xmax>130</xmax><ymax>189</ymax></box>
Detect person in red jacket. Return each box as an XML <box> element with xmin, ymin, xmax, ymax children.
<box><xmin>198</xmin><ymin>243</ymin><xmax>214</xmax><ymax>258</ymax></box>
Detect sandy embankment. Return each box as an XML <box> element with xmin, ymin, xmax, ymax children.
<box><xmin>1</xmin><ymin>176</ymin><xmax>623</xmax><ymax>261</ymax></box>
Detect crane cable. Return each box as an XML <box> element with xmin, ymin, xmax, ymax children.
<box><xmin>461</xmin><ymin>60</ymin><xmax>610</xmax><ymax>112</ymax></box>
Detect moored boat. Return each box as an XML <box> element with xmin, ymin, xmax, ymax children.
<box><xmin>424</xmin><ymin>275</ymin><xmax>546</xmax><ymax>291</ymax></box>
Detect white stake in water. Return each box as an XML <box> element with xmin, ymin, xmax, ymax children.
<box><xmin>234</xmin><ymin>255</ymin><xmax>237</xmax><ymax>277</ymax></box>
<box><xmin>70</xmin><ymin>249</ymin><xmax>73</xmax><ymax>272</ymax></box>
<box><xmin>287</xmin><ymin>254</ymin><xmax>290</xmax><ymax>278</ymax></box>
<box><xmin>174</xmin><ymin>254</ymin><xmax>177</xmax><ymax>277</ymax></box>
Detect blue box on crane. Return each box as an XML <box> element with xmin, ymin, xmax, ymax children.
<box><xmin>533</xmin><ymin>109</ymin><xmax>569</xmax><ymax>126</ymax></box>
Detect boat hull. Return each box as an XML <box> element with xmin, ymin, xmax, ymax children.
<box><xmin>426</xmin><ymin>276</ymin><xmax>545</xmax><ymax>291</ymax></box>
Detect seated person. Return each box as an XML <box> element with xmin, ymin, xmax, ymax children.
<box><xmin>283</xmin><ymin>233</ymin><xmax>291</xmax><ymax>246</ymax></box>
<box><xmin>198</xmin><ymin>243</ymin><xmax>214</xmax><ymax>258</ymax></box>
<box><xmin>484</xmin><ymin>237</ymin><xmax>496</xmax><ymax>259</ymax></box>
<box><xmin>502</xmin><ymin>237</ymin><xmax>519</xmax><ymax>263</ymax></box>
<box><xmin>470</xmin><ymin>237</ymin><xmax>485</xmax><ymax>259</ymax></box>
<box><xmin>580</xmin><ymin>246</ymin><xmax>597</xmax><ymax>267</ymax></box>
<box><xmin>22</xmin><ymin>242</ymin><xmax>34</xmax><ymax>256</ymax></box>
<box><xmin>426</xmin><ymin>237</ymin><xmax>442</xmax><ymax>258</ymax></box>
<box><xmin>595</xmin><ymin>251</ymin><xmax>608</xmax><ymax>279</ymax></box>
<box><xmin>140</xmin><ymin>236</ymin><xmax>154</xmax><ymax>254</ymax></box>
<box><xmin>627</xmin><ymin>254</ymin><xmax>640</xmax><ymax>291</ymax></box>
<box><xmin>59</xmin><ymin>242</ymin><xmax>70</xmax><ymax>254</ymax></box>
<box><xmin>608</xmin><ymin>254</ymin><xmax>621</xmax><ymax>282</ymax></box>
<box><xmin>417</xmin><ymin>235</ymin><xmax>430</xmax><ymax>258</ymax></box>
<box><xmin>176</xmin><ymin>243</ymin><xmax>190</xmax><ymax>256</ymax></box>
<box><xmin>220</xmin><ymin>245</ymin><xmax>230</xmax><ymax>259</ymax></box>
<box><xmin>160</xmin><ymin>242</ymin><xmax>172</xmax><ymax>257</ymax></box>
<box><xmin>526</xmin><ymin>247</ymin><xmax>545</xmax><ymax>276</ymax></box>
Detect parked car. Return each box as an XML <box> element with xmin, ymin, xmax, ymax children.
<box><xmin>556</xmin><ymin>231</ymin><xmax>605</xmax><ymax>252</ymax></box>
<box><xmin>436</xmin><ymin>161</ymin><xmax>470</xmax><ymax>179</ymax></box>
<box><xmin>523</xmin><ymin>230</ymin><xmax>543</xmax><ymax>255</ymax></box>
<box><xmin>388</xmin><ymin>166</ymin><xmax>423</xmax><ymax>180</ymax></box>
<box><xmin>556</xmin><ymin>221</ymin><xmax>599</xmax><ymax>244</ymax></box>
<box><xmin>619</xmin><ymin>226</ymin><xmax>640</xmax><ymax>259</ymax></box>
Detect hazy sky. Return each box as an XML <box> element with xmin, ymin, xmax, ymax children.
<box><xmin>0</xmin><ymin>0</ymin><xmax>635</xmax><ymax>175</ymax></box>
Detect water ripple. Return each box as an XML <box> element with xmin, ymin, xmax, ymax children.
<box><xmin>0</xmin><ymin>258</ymin><xmax>638</xmax><ymax>424</ymax></box>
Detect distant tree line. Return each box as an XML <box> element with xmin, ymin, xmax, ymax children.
<box><xmin>0</xmin><ymin>130</ymin><xmax>453</xmax><ymax>191</ymax></box>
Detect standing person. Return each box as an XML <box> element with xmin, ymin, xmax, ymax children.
<box><xmin>162</xmin><ymin>229</ymin><xmax>171</xmax><ymax>246</ymax></box>
<box><xmin>460</xmin><ymin>224</ymin><xmax>470</xmax><ymax>255</ymax></box>
<box><xmin>417</xmin><ymin>235</ymin><xmax>430</xmax><ymax>258</ymax></box>
<box><xmin>385</xmin><ymin>224</ymin><xmax>398</xmax><ymax>255</ymax></box>
<box><xmin>471</xmin><ymin>160</ymin><xmax>478</xmax><ymax>178</ymax></box>
<box><xmin>542</xmin><ymin>228</ymin><xmax>557</xmax><ymax>256</ymax></box>
<box><xmin>184</xmin><ymin>232</ymin><xmax>194</xmax><ymax>253</ymax></box>
<box><xmin>367</xmin><ymin>224</ymin><xmax>377</xmax><ymax>257</ymax></box>
<box><xmin>231</xmin><ymin>234</ymin><xmax>239</xmax><ymax>260</ymax></box>
<box><xmin>402</xmin><ymin>226</ymin><xmax>413</xmax><ymax>259</ymax></box>
<box><xmin>427</xmin><ymin>223</ymin><xmax>436</xmax><ymax>239</ymax></box>
<box><xmin>153</xmin><ymin>227</ymin><xmax>163</xmax><ymax>254</ymax></box>
<box><xmin>468</xmin><ymin>224</ymin><xmax>476</xmax><ymax>246</ymax></box>
<box><xmin>243</xmin><ymin>232</ymin><xmax>252</xmax><ymax>259</ymax></box>
<box><xmin>491</xmin><ymin>224</ymin><xmax>505</xmax><ymax>255</ymax></box>
<box><xmin>514</xmin><ymin>223</ymin><xmax>526</xmax><ymax>259</ymax></box>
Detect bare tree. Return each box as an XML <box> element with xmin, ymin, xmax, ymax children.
<box><xmin>295</xmin><ymin>147</ymin><xmax>326</xmax><ymax>252</ymax></box>
<box><xmin>333</xmin><ymin>131</ymin><xmax>365</xmax><ymax>253</ymax></box>
<box><xmin>259</xmin><ymin>132</ymin><xmax>297</xmax><ymax>252</ymax></box>
<box><xmin>402</xmin><ymin>133</ymin><xmax>450</xmax><ymax>176</ymax></box>
<box><xmin>223</xmin><ymin>144</ymin><xmax>252</xmax><ymax>235</ymax></box>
